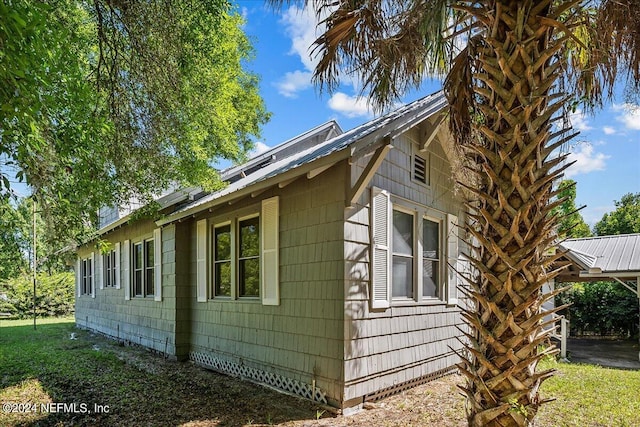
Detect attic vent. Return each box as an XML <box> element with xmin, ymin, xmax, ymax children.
<box><xmin>413</xmin><ymin>154</ymin><xmax>428</xmax><ymax>184</ymax></box>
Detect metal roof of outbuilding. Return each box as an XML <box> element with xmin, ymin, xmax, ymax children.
<box><xmin>559</xmin><ymin>233</ymin><xmax>640</xmax><ymax>275</ymax></box>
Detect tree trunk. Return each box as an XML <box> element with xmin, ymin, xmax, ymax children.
<box><xmin>448</xmin><ymin>2</ymin><xmax>574</xmax><ymax>426</ymax></box>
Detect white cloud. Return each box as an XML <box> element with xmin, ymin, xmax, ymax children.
<box><xmin>281</xmin><ymin>5</ymin><xmax>323</xmax><ymax>71</ymax></box>
<box><xmin>250</xmin><ymin>141</ymin><xmax>271</xmax><ymax>157</ymax></box>
<box><xmin>602</xmin><ymin>126</ymin><xmax>616</xmax><ymax>135</ymax></box>
<box><xmin>275</xmin><ymin>70</ymin><xmax>313</xmax><ymax>98</ymax></box>
<box><xmin>327</xmin><ymin>92</ymin><xmax>373</xmax><ymax>118</ymax></box>
<box><xmin>570</xmin><ymin>110</ymin><xmax>593</xmax><ymax>132</ymax></box>
<box><xmin>565</xmin><ymin>143</ymin><xmax>610</xmax><ymax>178</ymax></box>
<box><xmin>613</xmin><ymin>103</ymin><xmax>640</xmax><ymax>130</ymax></box>
<box><xmin>271</xmin><ymin>6</ymin><xmax>323</xmax><ymax>98</ymax></box>
<box><xmin>276</xmin><ymin>5</ymin><xmax>363</xmax><ymax>97</ymax></box>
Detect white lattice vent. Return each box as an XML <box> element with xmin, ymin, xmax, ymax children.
<box><xmin>190</xmin><ymin>351</ymin><xmax>327</xmax><ymax>404</ymax></box>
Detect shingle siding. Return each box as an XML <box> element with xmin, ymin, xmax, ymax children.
<box><xmin>186</xmin><ymin>166</ymin><xmax>346</xmax><ymax>404</ymax></box>
<box><xmin>75</xmin><ymin>94</ymin><xmax>470</xmax><ymax>410</ymax></box>
<box><xmin>343</xmin><ymin>128</ymin><xmax>466</xmax><ymax>402</ymax></box>
<box><xmin>75</xmin><ymin>219</ymin><xmax>178</xmax><ymax>356</ymax></box>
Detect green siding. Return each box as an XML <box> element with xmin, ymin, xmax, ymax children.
<box><xmin>343</xmin><ymin>129</ymin><xmax>466</xmax><ymax>402</ymax></box>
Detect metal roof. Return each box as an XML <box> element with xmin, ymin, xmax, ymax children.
<box><xmin>559</xmin><ymin>234</ymin><xmax>640</xmax><ymax>275</ymax></box>
<box><xmin>159</xmin><ymin>90</ymin><xmax>447</xmax><ymax>224</ymax></box>
<box><xmin>219</xmin><ymin>120</ymin><xmax>343</xmax><ymax>182</ymax></box>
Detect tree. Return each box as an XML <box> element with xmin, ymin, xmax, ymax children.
<box><xmin>552</xmin><ymin>180</ymin><xmax>591</xmax><ymax>239</ymax></box>
<box><xmin>1</xmin><ymin>0</ymin><xmax>269</xmax><ymax>246</ymax></box>
<box><xmin>594</xmin><ymin>193</ymin><xmax>640</xmax><ymax>235</ymax></box>
<box><xmin>268</xmin><ymin>1</ymin><xmax>640</xmax><ymax>425</ymax></box>
<box><xmin>0</xmin><ymin>198</ymin><xmax>28</xmax><ymax>282</ymax></box>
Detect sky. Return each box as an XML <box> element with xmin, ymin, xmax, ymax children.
<box><xmin>235</xmin><ymin>1</ymin><xmax>640</xmax><ymax>228</ymax></box>
<box><xmin>4</xmin><ymin>2</ymin><xmax>638</xmax><ymax>228</ymax></box>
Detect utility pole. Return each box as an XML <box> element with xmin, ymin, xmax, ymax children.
<box><xmin>33</xmin><ymin>196</ymin><xmax>37</xmax><ymax>330</ymax></box>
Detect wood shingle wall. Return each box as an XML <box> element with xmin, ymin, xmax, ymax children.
<box><xmin>186</xmin><ymin>166</ymin><xmax>347</xmax><ymax>405</ymax></box>
<box><xmin>75</xmin><ymin>219</ymin><xmax>179</xmax><ymax>355</ymax></box>
<box><xmin>343</xmin><ymin>128</ymin><xmax>466</xmax><ymax>405</ymax></box>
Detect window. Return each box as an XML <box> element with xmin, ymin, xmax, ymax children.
<box><xmin>133</xmin><ymin>239</ymin><xmax>154</xmax><ymax>297</ymax></box>
<box><xmin>214</xmin><ymin>225</ymin><xmax>232</xmax><ymax>297</ymax></box>
<box><xmin>199</xmin><ymin>197</ymin><xmax>279</xmax><ymax>305</ymax></box>
<box><xmin>392</xmin><ymin>210</ymin><xmax>414</xmax><ymax>299</ymax></box>
<box><xmin>422</xmin><ymin>219</ymin><xmax>440</xmax><ymax>298</ymax></box>
<box><xmin>239</xmin><ymin>217</ymin><xmax>260</xmax><ymax>297</ymax></box>
<box><xmin>371</xmin><ymin>187</ymin><xmax>453</xmax><ymax>308</ymax></box>
<box><xmin>81</xmin><ymin>257</ymin><xmax>92</xmax><ymax>295</ymax></box>
<box><xmin>104</xmin><ymin>250</ymin><xmax>116</xmax><ymax>287</ymax></box>
<box><xmin>390</xmin><ymin>208</ymin><xmax>445</xmax><ymax>301</ymax></box>
<box><xmin>210</xmin><ymin>217</ymin><xmax>260</xmax><ymax>299</ymax></box>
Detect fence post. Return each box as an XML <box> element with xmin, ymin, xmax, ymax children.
<box><xmin>561</xmin><ymin>317</ymin><xmax>568</xmax><ymax>359</ymax></box>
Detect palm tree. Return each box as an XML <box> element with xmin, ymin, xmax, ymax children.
<box><xmin>271</xmin><ymin>1</ymin><xmax>640</xmax><ymax>426</ymax></box>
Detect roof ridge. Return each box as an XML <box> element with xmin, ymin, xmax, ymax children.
<box><xmin>566</xmin><ymin>233</ymin><xmax>640</xmax><ymax>242</ymax></box>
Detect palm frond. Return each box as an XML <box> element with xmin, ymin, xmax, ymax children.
<box><xmin>310</xmin><ymin>0</ymin><xmax>456</xmax><ymax>112</ymax></box>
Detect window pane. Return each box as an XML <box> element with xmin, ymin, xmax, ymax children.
<box><xmin>239</xmin><ymin>258</ymin><xmax>259</xmax><ymax>297</ymax></box>
<box><xmin>215</xmin><ymin>225</ymin><xmax>231</xmax><ymax>260</ymax></box>
<box><xmin>145</xmin><ymin>240</ymin><xmax>154</xmax><ymax>268</ymax></box>
<box><xmin>423</xmin><ymin>260</ymin><xmax>439</xmax><ymax>297</ymax></box>
<box><xmin>423</xmin><ymin>219</ymin><xmax>440</xmax><ymax>298</ymax></box>
<box><xmin>134</xmin><ymin>271</ymin><xmax>142</xmax><ymax>296</ymax></box>
<box><xmin>239</xmin><ymin>217</ymin><xmax>259</xmax><ymax>257</ymax></box>
<box><xmin>392</xmin><ymin>256</ymin><xmax>413</xmax><ymax>298</ymax></box>
<box><xmin>423</xmin><ymin>219</ymin><xmax>439</xmax><ymax>259</ymax></box>
<box><xmin>393</xmin><ymin>210</ymin><xmax>413</xmax><ymax>255</ymax></box>
<box><xmin>215</xmin><ymin>261</ymin><xmax>232</xmax><ymax>296</ymax></box>
<box><xmin>146</xmin><ymin>268</ymin><xmax>154</xmax><ymax>296</ymax></box>
<box><xmin>134</xmin><ymin>243</ymin><xmax>143</xmax><ymax>269</ymax></box>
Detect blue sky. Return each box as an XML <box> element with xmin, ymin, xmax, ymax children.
<box><xmin>236</xmin><ymin>1</ymin><xmax>640</xmax><ymax>228</ymax></box>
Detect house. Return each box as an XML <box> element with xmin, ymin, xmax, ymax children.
<box><xmin>75</xmin><ymin>90</ymin><xmax>470</xmax><ymax>411</ymax></box>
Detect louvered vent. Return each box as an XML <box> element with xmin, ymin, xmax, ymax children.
<box><xmin>414</xmin><ymin>154</ymin><xmax>427</xmax><ymax>184</ymax></box>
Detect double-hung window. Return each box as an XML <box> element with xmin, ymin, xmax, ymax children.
<box><xmin>199</xmin><ymin>196</ymin><xmax>279</xmax><ymax>305</ymax></box>
<box><xmin>104</xmin><ymin>250</ymin><xmax>116</xmax><ymax>287</ymax></box>
<box><xmin>422</xmin><ymin>219</ymin><xmax>440</xmax><ymax>298</ymax></box>
<box><xmin>81</xmin><ymin>258</ymin><xmax>93</xmax><ymax>295</ymax></box>
<box><xmin>371</xmin><ymin>188</ymin><xmax>455</xmax><ymax>308</ymax></box>
<box><xmin>238</xmin><ymin>217</ymin><xmax>260</xmax><ymax>297</ymax></box>
<box><xmin>392</xmin><ymin>209</ymin><xmax>414</xmax><ymax>299</ymax></box>
<box><xmin>214</xmin><ymin>224</ymin><xmax>232</xmax><ymax>297</ymax></box>
<box><xmin>210</xmin><ymin>216</ymin><xmax>260</xmax><ymax>299</ymax></box>
<box><xmin>133</xmin><ymin>239</ymin><xmax>154</xmax><ymax>297</ymax></box>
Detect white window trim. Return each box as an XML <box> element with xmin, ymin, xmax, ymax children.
<box><xmin>380</xmin><ymin>193</ymin><xmax>451</xmax><ymax>306</ymax></box>
<box><xmin>130</xmin><ymin>234</ymin><xmax>157</xmax><ymax>299</ymax></box>
<box><xmin>79</xmin><ymin>255</ymin><xmax>94</xmax><ymax>297</ymax></box>
<box><xmin>421</xmin><ymin>214</ymin><xmax>444</xmax><ymax>301</ymax></box>
<box><xmin>391</xmin><ymin>205</ymin><xmax>417</xmax><ymax>302</ymax></box>
<box><xmin>211</xmin><ymin>220</ymin><xmax>234</xmax><ymax>300</ymax></box>
<box><xmin>202</xmin><ymin>199</ymin><xmax>280</xmax><ymax>306</ymax></box>
<box><xmin>237</xmin><ymin>214</ymin><xmax>260</xmax><ymax>300</ymax></box>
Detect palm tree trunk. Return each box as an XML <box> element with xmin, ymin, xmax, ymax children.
<box><xmin>447</xmin><ymin>2</ymin><xmax>574</xmax><ymax>426</ymax></box>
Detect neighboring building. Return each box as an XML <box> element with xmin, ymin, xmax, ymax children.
<box><xmin>75</xmin><ymin>91</ymin><xmax>470</xmax><ymax>411</ymax></box>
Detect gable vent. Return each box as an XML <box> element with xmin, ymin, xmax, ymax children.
<box><xmin>413</xmin><ymin>154</ymin><xmax>428</xmax><ymax>184</ymax></box>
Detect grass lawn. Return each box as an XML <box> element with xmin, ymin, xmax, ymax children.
<box><xmin>1</xmin><ymin>317</ymin><xmax>639</xmax><ymax>427</ymax></box>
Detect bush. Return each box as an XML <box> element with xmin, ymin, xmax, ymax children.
<box><xmin>557</xmin><ymin>281</ymin><xmax>639</xmax><ymax>338</ymax></box>
<box><xmin>1</xmin><ymin>272</ymin><xmax>75</xmax><ymax>318</ymax></box>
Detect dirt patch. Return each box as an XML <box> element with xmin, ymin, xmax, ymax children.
<box><xmin>78</xmin><ymin>330</ymin><xmax>469</xmax><ymax>427</ymax></box>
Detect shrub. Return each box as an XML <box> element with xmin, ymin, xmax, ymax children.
<box><xmin>557</xmin><ymin>281</ymin><xmax>639</xmax><ymax>338</ymax></box>
<box><xmin>1</xmin><ymin>272</ymin><xmax>75</xmax><ymax>318</ymax></box>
